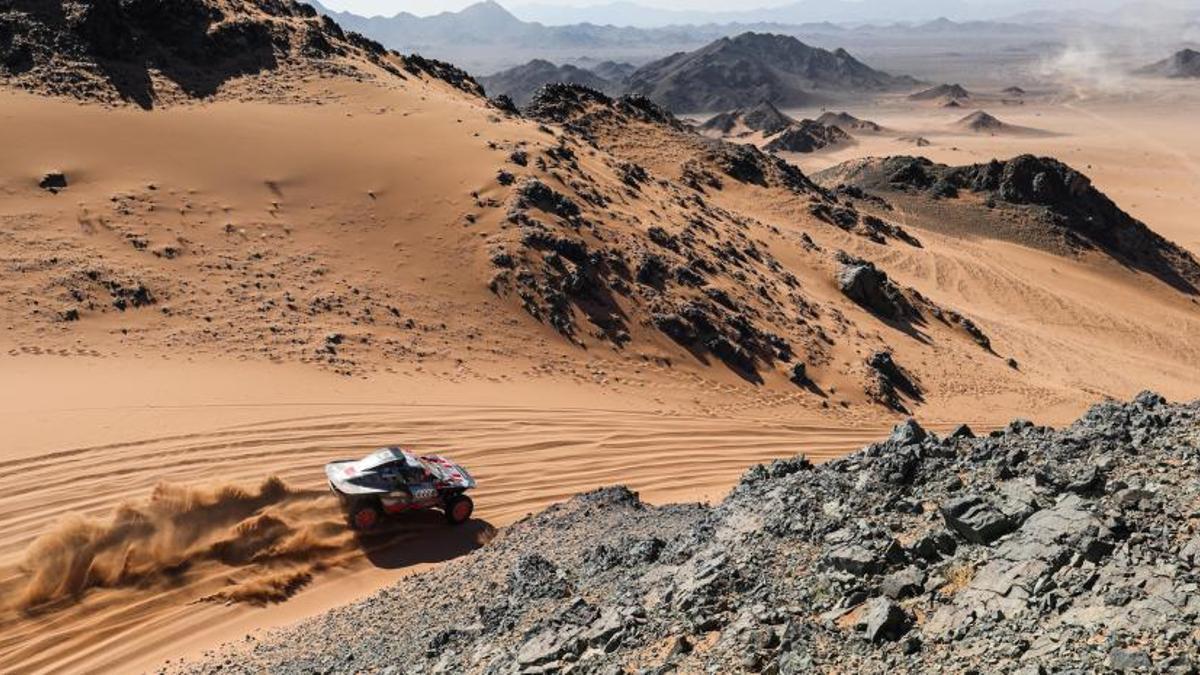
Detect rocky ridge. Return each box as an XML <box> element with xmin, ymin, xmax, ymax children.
<box><xmin>175</xmin><ymin>393</ymin><xmax>1200</xmax><ymax>674</ymax></box>
<box><xmin>0</xmin><ymin>0</ymin><xmax>479</xmax><ymax>106</ymax></box>
<box><xmin>813</xmin><ymin>154</ymin><xmax>1200</xmax><ymax>294</ymax></box>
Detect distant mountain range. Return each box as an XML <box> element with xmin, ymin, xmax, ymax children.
<box><xmin>480</xmin><ymin>33</ymin><xmax>918</xmax><ymax>114</ymax></box>
<box><xmin>508</xmin><ymin>0</ymin><xmax>1199</xmax><ymax>28</ymax></box>
<box><xmin>305</xmin><ymin>1</ymin><xmax>1198</xmax><ymax>78</ymax></box>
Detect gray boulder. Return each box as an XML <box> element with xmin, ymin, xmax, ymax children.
<box><xmin>941</xmin><ymin>495</ymin><xmax>1015</xmax><ymax>544</ymax></box>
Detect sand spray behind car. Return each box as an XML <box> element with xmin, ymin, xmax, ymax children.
<box><xmin>3</xmin><ymin>476</ymin><xmax>358</xmax><ymax>613</ymax></box>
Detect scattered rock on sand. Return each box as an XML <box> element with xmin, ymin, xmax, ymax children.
<box><xmin>39</xmin><ymin>171</ymin><xmax>67</xmax><ymax>192</ymax></box>
<box><xmin>835</xmin><ymin>253</ymin><xmax>914</xmax><ymax>320</ymax></box>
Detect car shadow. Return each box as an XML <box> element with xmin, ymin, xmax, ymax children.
<box><xmin>353</xmin><ymin>511</ymin><xmax>497</xmax><ymax>570</ymax></box>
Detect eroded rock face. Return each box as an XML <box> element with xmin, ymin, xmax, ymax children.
<box><xmin>179</xmin><ymin>394</ymin><xmax>1200</xmax><ymax>674</ymax></box>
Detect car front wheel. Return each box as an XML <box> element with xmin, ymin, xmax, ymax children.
<box><xmin>349</xmin><ymin>501</ymin><xmax>383</xmax><ymax>531</ymax></box>
<box><xmin>444</xmin><ymin>495</ymin><xmax>474</xmax><ymax>525</ymax></box>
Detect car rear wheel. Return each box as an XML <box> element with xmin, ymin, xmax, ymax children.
<box><xmin>349</xmin><ymin>501</ymin><xmax>382</xmax><ymax>531</ymax></box>
<box><xmin>444</xmin><ymin>495</ymin><xmax>474</xmax><ymax>525</ymax></box>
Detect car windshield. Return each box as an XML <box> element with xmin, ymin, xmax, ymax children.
<box><xmin>356</xmin><ymin>448</ymin><xmax>403</xmax><ymax>471</ymax></box>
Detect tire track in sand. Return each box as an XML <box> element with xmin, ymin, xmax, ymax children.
<box><xmin>0</xmin><ymin>404</ymin><xmax>896</xmax><ymax>674</ymax></box>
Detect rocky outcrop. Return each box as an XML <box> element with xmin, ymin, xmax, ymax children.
<box><xmin>480</xmin><ymin>58</ymin><xmax>616</xmax><ymax>107</ymax></box>
<box><xmin>0</xmin><ymin>0</ymin><xmax>404</xmax><ymax>106</ymax></box>
<box><xmin>815</xmin><ymin>155</ymin><xmax>1200</xmax><ymax>293</ymax></box>
<box><xmin>835</xmin><ymin>252</ymin><xmax>916</xmax><ymax>320</ymax></box>
<box><xmin>699</xmin><ymin>99</ymin><xmax>795</xmax><ymax>137</ymax></box>
<box><xmin>763</xmin><ymin>119</ymin><xmax>851</xmax><ymax>153</ymax></box>
<box><xmin>178</xmin><ymin>394</ymin><xmax>1200</xmax><ymax>674</ymax></box>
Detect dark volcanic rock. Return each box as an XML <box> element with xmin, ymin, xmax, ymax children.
<box><xmin>38</xmin><ymin>170</ymin><xmax>67</xmax><ymax>192</ymax></box>
<box><xmin>940</xmin><ymin>495</ymin><xmax>1015</xmax><ymax>544</ymax></box>
<box><xmin>763</xmin><ymin>119</ymin><xmax>851</xmax><ymax>154</ymax></box>
<box><xmin>835</xmin><ymin>253</ymin><xmax>915</xmax><ymax>320</ymax></box>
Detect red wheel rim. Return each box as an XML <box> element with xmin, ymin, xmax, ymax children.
<box><xmin>452</xmin><ymin>500</ymin><xmax>471</xmax><ymax>521</ymax></box>
<box><xmin>355</xmin><ymin>508</ymin><xmax>378</xmax><ymax>529</ymax></box>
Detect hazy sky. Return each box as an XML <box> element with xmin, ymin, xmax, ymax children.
<box><xmin>317</xmin><ymin>0</ymin><xmax>803</xmax><ymax>17</ymax></box>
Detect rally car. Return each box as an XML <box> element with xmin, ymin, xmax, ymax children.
<box><xmin>325</xmin><ymin>447</ymin><xmax>476</xmax><ymax>530</ymax></box>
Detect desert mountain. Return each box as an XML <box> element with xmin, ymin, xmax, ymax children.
<box><xmin>699</xmin><ymin>99</ymin><xmax>796</xmax><ymax>137</ymax></box>
<box><xmin>1135</xmin><ymin>49</ymin><xmax>1200</xmax><ymax>78</ymax></box>
<box><xmin>624</xmin><ymin>32</ymin><xmax>917</xmax><ymax>113</ymax></box>
<box><xmin>815</xmin><ymin>110</ymin><xmax>884</xmax><ymax>133</ymax></box>
<box><xmin>479</xmin><ymin>59</ymin><xmax>616</xmax><ymax>106</ymax></box>
<box><xmin>909</xmin><ymin>82</ymin><xmax>970</xmax><ymax>101</ymax></box>
<box><xmin>763</xmin><ymin>119</ymin><xmax>852</xmax><ymax>153</ymax></box>
<box><xmin>814</xmin><ymin>155</ymin><xmax>1200</xmax><ymax>293</ymax></box>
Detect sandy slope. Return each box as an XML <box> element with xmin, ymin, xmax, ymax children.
<box><xmin>0</xmin><ymin>358</ymin><xmax>901</xmax><ymax>674</ymax></box>
<box><xmin>2</xmin><ymin>57</ymin><xmax>1200</xmax><ymax>675</ymax></box>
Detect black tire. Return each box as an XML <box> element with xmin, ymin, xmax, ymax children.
<box><xmin>349</xmin><ymin>500</ymin><xmax>383</xmax><ymax>531</ymax></box>
<box><xmin>444</xmin><ymin>495</ymin><xmax>474</xmax><ymax>525</ymax></box>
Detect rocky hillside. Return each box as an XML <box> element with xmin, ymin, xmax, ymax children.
<box><xmin>480</xmin><ymin>59</ymin><xmax>617</xmax><ymax>107</ymax></box>
<box><xmin>175</xmin><ymin>393</ymin><xmax>1200</xmax><ymax>674</ymax></box>
<box><xmin>625</xmin><ymin>32</ymin><xmax>916</xmax><ymax>113</ymax></box>
<box><xmin>0</xmin><ymin>0</ymin><xmax>420</xmax><ymax>106</ymax></box>
<box><xmin>1135</xmin><ymin>48</ymin><xmax>1200</xmax><ymax>78</ymax></box>
<box><xmin>816</xmin><ymin>111</ymin><xmax>884</xmax><ymax>133</ymax></box>
<box><xmin>813</xmin><ymin>155</ymin><xmax>1200</xmax><ymax>294</ymax></box>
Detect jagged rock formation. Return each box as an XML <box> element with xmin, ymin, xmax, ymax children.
<box><xmin>764</xmin><ymin>119</ymin><xmax>852</xmax><ymax>153</ymax></box>
<box><xmin>177</xmin><ymin>393</ymin><xmax>1200</xmax><ymax>674</ymax></box>
<box><xmin>0</xmin><ymin>0</ymin><xmax>415</xmax><ymax>106</ymax></box>
<box><xmin>625</xmin><ymin>32</ymin><xmax>916</xmax><ymax>113</ymax></box>
<box><xmin>479</xmin><ymin>59</ymin><xmax>617</xmax><ymax>106</ymax></box>
<box><xmin>1135</xmin><ymin>49</ymin><xmax>1200</xmax><ymax>78</ymax></box>
<box><xmin>814</xmin><ymin>155</ymin><xmax>1200</xmax><ymax>293</ymax></box>
<box><xmin>700</xmin><ymin>100</ymin><xmax>796</xmax><ymax>137</ymax></box>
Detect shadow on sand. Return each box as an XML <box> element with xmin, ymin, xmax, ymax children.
<box><xmin>355</xmin><ymin>512</ymin><xmax>497</xmax><ymax>570</ymax></box>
